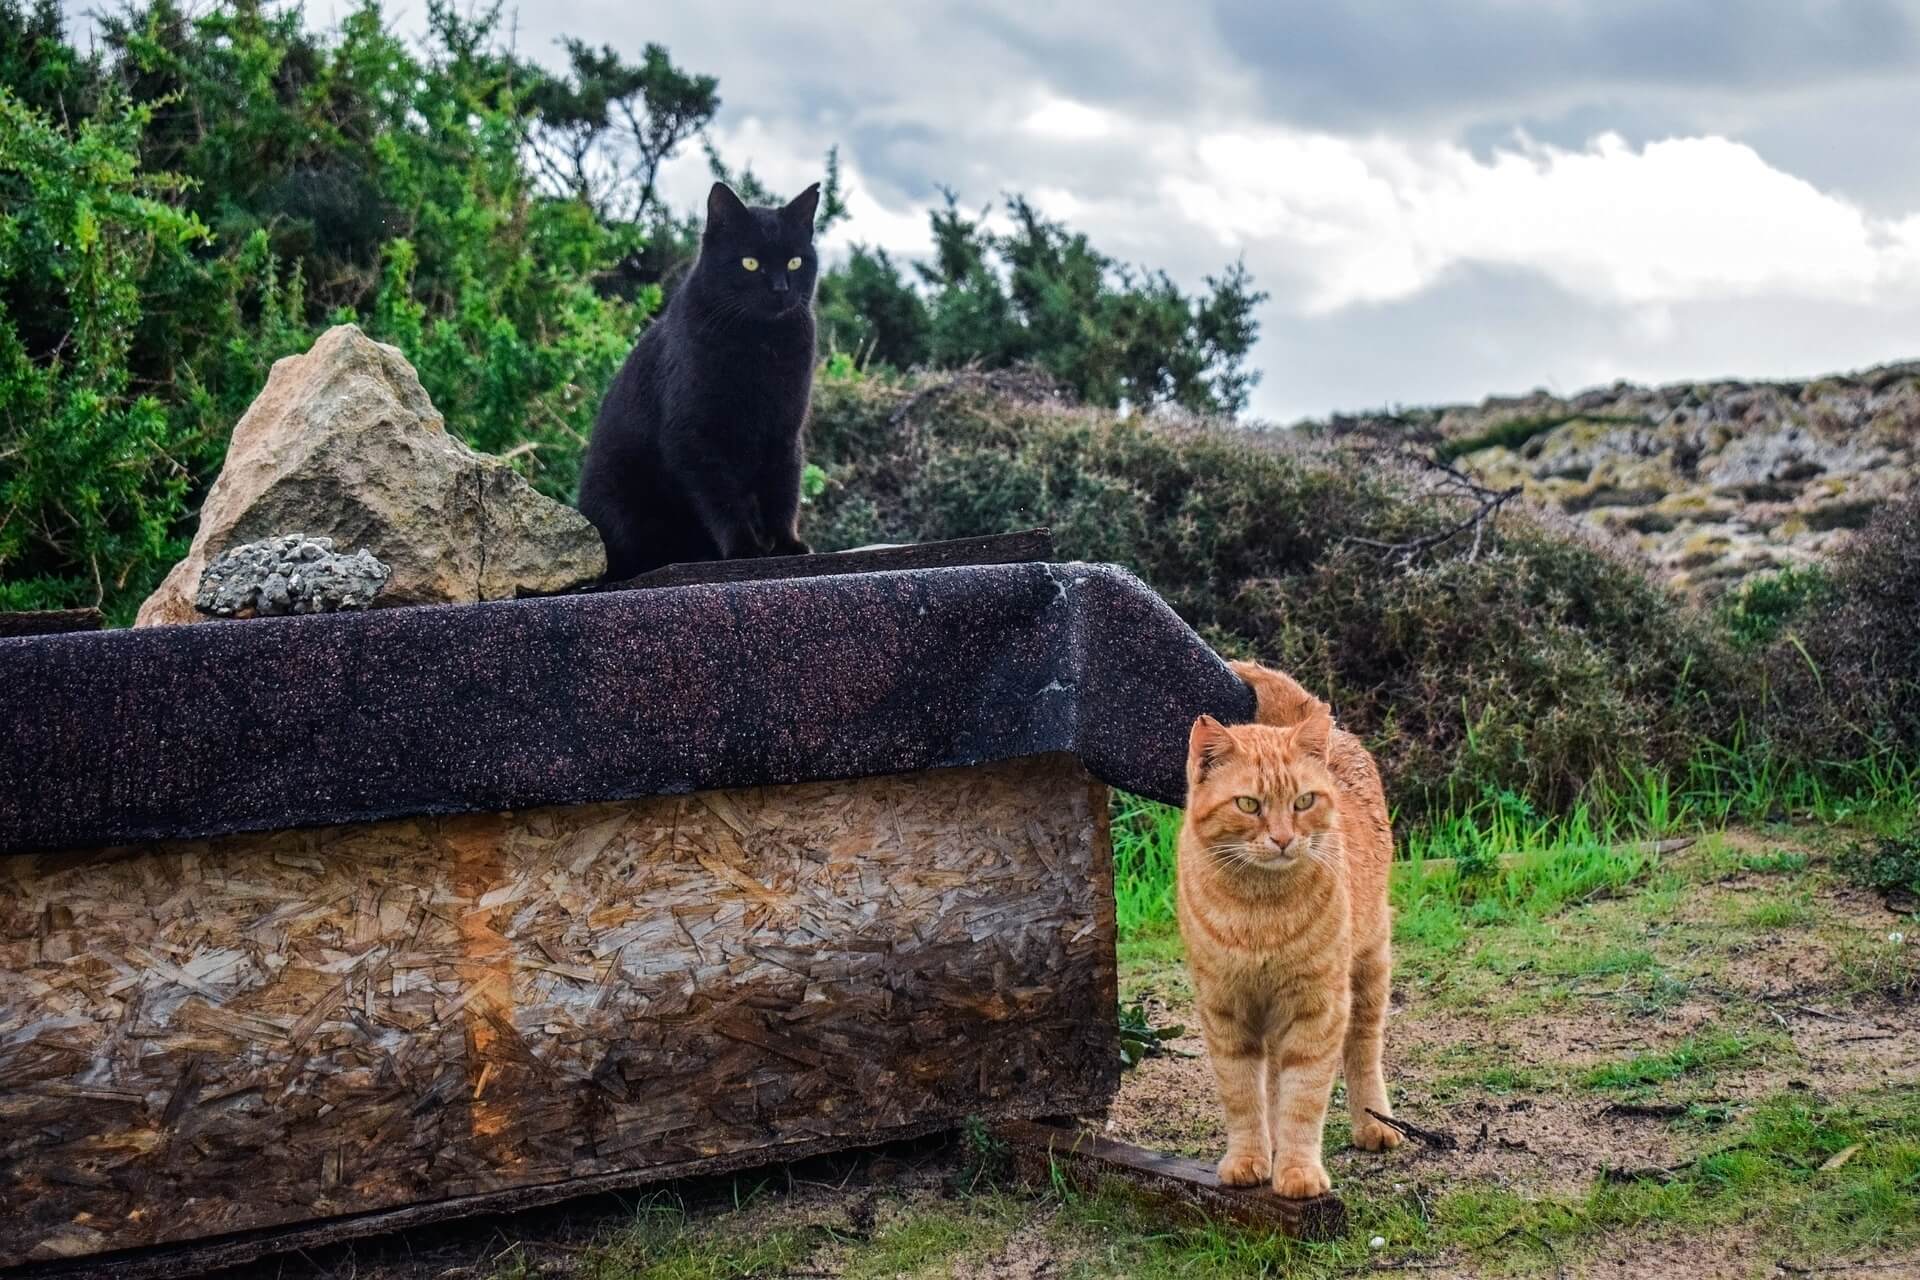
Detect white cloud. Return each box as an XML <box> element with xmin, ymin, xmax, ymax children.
<box><xmin>1023</xmin><ymin>98</ymin><xmax>1119</xmax><ymax>141</ymax></box>
<box><xmin>1164</xmin><ymin>129</ymin><xmax>1920</xmax><ymax>314</ymax></box>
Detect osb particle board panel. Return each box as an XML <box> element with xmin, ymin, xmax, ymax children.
<box><xmin>0</xmin><ymin>753</ymin><xmax>1118</xmax><ymax>1271</ymax></box>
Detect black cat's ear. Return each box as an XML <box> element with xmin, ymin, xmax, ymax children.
<box><xmin>706</xmin><ymin>182</ymin><xmax>750</xmax><ymax>234</ymax></box>
<box><xmin>783</xmin><ymin>182</ymin><xmax>822</xmax><ymax>238</ymax></box>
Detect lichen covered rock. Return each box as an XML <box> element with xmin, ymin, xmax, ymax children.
<box><xmin>1331</xmin><ymin>362</ymin><xmax>1920</xmax><ymax>595</ymax></box>
<box><xmin>195</xmin><ymin>535</ymin><xmax>391</xmax><ymax>618</ymax></box>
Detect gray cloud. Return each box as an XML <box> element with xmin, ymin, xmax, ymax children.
<box><xmin>1210</xmin><ymin>0</ymin><xmax>1920</xmax><ymax>129</ymax></box>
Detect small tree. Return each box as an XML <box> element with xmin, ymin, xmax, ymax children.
<box><xmin>523</xmin><ymin>39</ymin><xmax>719</xmax><ymax>221</ymax></box>
<box><xmin>822</xmin><ymin>190</ymin><xmax>1266</xmax><ymax>415</ymax></box>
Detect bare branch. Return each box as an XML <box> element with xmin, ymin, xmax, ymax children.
<box><xmin>1344</xmin><ymin>448</ymin><xmax>1525</xmax><ymax>566</ymax></box>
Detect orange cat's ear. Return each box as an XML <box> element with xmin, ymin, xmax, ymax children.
<box><xmin>1189</xmin><ymin>714</ymin><xmax>1236</xmax><ymax>779</ymax></box>
<box><xmin>1293</xmin><ymin>705</ymin><xmax>1332</xmax><ymax>760</ymax></box>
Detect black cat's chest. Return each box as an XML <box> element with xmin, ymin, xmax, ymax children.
<box><xmin>679</xmin><ymin>329</ymin><xmax>812</xmax><ymax>435</ymax></box>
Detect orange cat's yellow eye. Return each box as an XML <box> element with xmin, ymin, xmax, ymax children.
<box><xmin>1293</xmin><ymin>792</ymin><xmax>1316</xmax><ymax>811</ymax></box>
<box><xmin>787</xmin><ymin>256</ymin><xmax>802</xmax><ymax>271</ymax></box>
<box><xmin>741</xmin><ymin>257</ymin><xmax>760</xmax><ymax>271</ymax></box>
<box><xmin>1233</xmin><ymin>796</ymin><xmax>1260</xmax><ymax>814</ymax></box>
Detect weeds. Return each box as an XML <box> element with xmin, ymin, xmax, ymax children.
<box><xmin>1839</xmin><ymin>832</ymin><xmax>1920</xmax><ymax>900</ymax></box>
<box><xmin>1116</xmin><ymin>1001</ymin><xmax>1191</xmax><ymax>1069</ymax></box>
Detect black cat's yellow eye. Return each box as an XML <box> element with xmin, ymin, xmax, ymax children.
<box><xmin>1233</xmin><ymin>796</ymin><xmax>1260</xmax><ymax>814</ymax></box>
<box><xmin>741</xmin><ymin>257</ymin><xmax>760</xmax><ymax>271</ymax></box>
<box><xmin>787</xmin><ymin>256</ymin><xmax>802</xmax><ymax>271</ymax></box>
<box><xmin>1293</xmin><ymin>792</ymin><xmax>1316</xmax><ymax>811</ymax></box>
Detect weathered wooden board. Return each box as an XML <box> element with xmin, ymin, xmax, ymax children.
<box><xmin>598</xmin><ymin>528</ymin><xmax>1055</xmax><ymax>594</ymax></box>
<box><xmin>995</xmin><ymin>1120</ymin><xmax>1349</xmax><ymax>1241</ymax></box>
<box><xmin>0</xmin><ymin>753</ymin><xmax>1117</xmax><ymax>1272</ymax></box>
<box><xmin>0</xmin><ymin>610</ymin><xmax>102</xmax><ymax>639</ymax></box>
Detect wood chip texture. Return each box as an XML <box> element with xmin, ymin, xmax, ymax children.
<box><xmin>0</xmin><ymin>754</ymin><xmax>1117</xmax><ymax>1269</ymax></box>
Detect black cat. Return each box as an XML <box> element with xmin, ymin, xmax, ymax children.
<box><xmin>578</xmin><ymin>181</ymin><xmax>821</xmax><ymax>580</ymax></box>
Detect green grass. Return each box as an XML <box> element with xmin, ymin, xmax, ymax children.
<box><xmin>1111</xmin><ymin>792</ymin><xmax>1182</xmax><ymax>936</ymax></box>
<box><xmin>1109</xmin><ymin>742</ymin><xmax>1919</xmax><ymax>943</ymax></box>
<box><xmin>563</xmin><ymin>1197</ymin><xmax>821</xmax><ymax>1280</ymax></box>
<box><xmin>1580</xmin><ymin>1029</ymin><xmax>1759</xmax><ymax>1092</ymax></box>
<box><xmin>841</xmin><ymin>1199</ymin><xmax>1022</xmax><ymax>1278</ymax></box>
<box><xmin>1739</xmin><ymin>895</ymin><xmax>1816</xmax><ymax>929</ymax></box>
<box><xmin>1741</xmin><ymin>850</ymin><xmax>1810</xmax><ymax>874</ymax></box>
<box><xmin>1436</xmin><ymin>1064</ymin><xmax>1549</xmax><ymax>1096</ymax></box>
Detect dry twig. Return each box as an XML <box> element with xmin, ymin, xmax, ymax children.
<box><xmin>1346</xmin><ymin>449</ymin><xmax>1525</xmax><ymax>565</ymax></box>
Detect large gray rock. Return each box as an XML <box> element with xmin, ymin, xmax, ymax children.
<box><xmin>137</xmin><ymin>325</ymin><xmax>605</xmax><ymax>626</ymax></box>
<box><xmin>196</xmin><ymin>535</ymin><xmax>391</xmax><ymax>618</ymax></box>
<box><xmin>1364</xmin><ymin>361</ymin><xmax>1920</xmax><ymax>596</ymax></box>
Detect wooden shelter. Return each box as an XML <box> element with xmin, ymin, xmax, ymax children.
<box><xmin>0</xmin><ymin>541</ymin><xmax>1255</xmax><ymax>1276</ymax></box>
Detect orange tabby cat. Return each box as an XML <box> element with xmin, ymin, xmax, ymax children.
<box><xmin>1176</xmin><ymin>660</ymin><xmax>1400</xmax><ymax>1199</ymax></box>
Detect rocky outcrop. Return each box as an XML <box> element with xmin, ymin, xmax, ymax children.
<box><xmin>137</xmin><ymin>325</ymin><xmax>605</xmax><ymax>626</ymax></box>
<box><xmin>195</xmin><ymin>535</ymin><xmax>391</xmax><ymax>618</ymax></box>
<box><xmin>1323</xmin><ymin>362</ymin><xmax>1920</xmax><ymax>593</ymax></box>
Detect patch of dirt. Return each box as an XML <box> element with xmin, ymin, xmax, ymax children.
<box><xmin>1567</xmin><ymin>1227</ymin><xmax>1776</xmax><ymax>1279</ymax></box>
<box><xmin>951</xmin><ymin>1217</ymin><xmax>1063</xmax><ymax>1280</ymax></box>
<box><xmin>1110</xmin><ymin>1048</ymin><xmax>1698</xmax><ymax>1199</ymax></box>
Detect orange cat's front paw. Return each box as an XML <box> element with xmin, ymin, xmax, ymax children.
<box><xmin>1216</xmin><ymin>1150</ymin><xmax>1271</xmax><ymax>1187</ymax></box>
<box><xmin>1272</xmin><ymin>1162</ymin><xmax>1331</xmax><ymax>1199</ymax></box>
<box><xmin>1352</xmin><ymin>1115</ymin><xmax>1405</xmax><ymax>1152</ymax></box>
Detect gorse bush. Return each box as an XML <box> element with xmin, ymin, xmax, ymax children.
<box><xmin>805</xmin><ymin>367</ymin><xmax>1744</xmax><ymax>821</ymax></box>
<box><xmin>1766</xmin><ymin>491</ymin><xmax>1920</xmax><ymax>762</ymax></box>
<box><xmin>0</xmin><ymin>88</ymin><xmax>304</xmax><ymax>611</ymax></box>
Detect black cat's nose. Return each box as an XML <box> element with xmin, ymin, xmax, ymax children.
<box><xmin>771</xmin><ymin>274</ymin><xmax>790</xmax><ymax>294</ymax></box>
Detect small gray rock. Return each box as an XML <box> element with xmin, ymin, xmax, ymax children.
<box><xmin>195</xmin><ymin>535</ymin><xmax>391</xmax><ymax>619</ymax></box>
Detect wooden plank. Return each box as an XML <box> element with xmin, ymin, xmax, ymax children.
<box><xmin>597</xmin><ymin>528</ymin><xmax>1055</xmax><ymax>593</ymax></box>
<box><xmin>0</xmin><ymin>610</ymin><xmax>104</xmax><ymax>640</ymax></box>
<box><xmin>994</xmin><ymin>1120</ymin><xmax>1349</xmax><ymax>1242</ymax></box>
<box><xmin>5</xmin><ymin>1125</ymin><xmax>969</xmax><ymax>1280</ymax></box>
<box><xmin>0</xmin><ymin>753</ymin><xmax>1117</xmax><ymax>1272</ymax></box>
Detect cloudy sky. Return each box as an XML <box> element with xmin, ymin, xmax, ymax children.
<box><xmin>230</xmin><ymin>3</ymin><xmax>1920</xmax><ymax>418</ymax></box>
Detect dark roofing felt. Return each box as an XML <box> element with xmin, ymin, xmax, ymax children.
<box><xmin>0</xmin><ymin>562</ymin><xmax>1254</xmax><ymax>856</ymax></box>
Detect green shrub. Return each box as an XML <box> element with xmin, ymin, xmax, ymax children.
<box><xmin>1838</xmin><ymin>833</ymin><xmax>1920</xmax><ymax>900</ymax></box>
<box><xmin>807</xmin><ymin>371</ymin><xmax>1743</xmax><ymax>822</ymax></box>
<box><xmin>1766</xmin><ymin>491</ymin><xmax>1920</xmax><ymax>760</ymax></box>
<box><xmin>0</xmin><ymin>88</ymin><xmax>295</xmax><ymax>613</ymax></box>
<box><xmin>1717</xmin><ymin>564</ymin><xmax>1833</xmax><ymax>652</ymax></box>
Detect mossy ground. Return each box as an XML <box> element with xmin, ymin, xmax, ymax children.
<box><xmin>269</xmin><ymin>825</ymin><xmax>1918</xmax><ymax>1280</ymax></box>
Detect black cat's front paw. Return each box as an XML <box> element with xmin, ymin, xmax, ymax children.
<box><xmin>771</xmin><ymin>535</ymin><xmax>812</xmax><ymax>557</ymax></box>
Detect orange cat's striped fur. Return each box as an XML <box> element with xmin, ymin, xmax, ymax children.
<box><xmin>1176</xmin><ymin>660</ymin><xmax>1400</xmax><ymax>1199</ymax></box>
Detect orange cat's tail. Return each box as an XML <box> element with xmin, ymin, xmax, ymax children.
<box><xmin>1227</xmin><ymin>659</ymin><xmax>1330</xmax><ymax>730</ymax></box>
